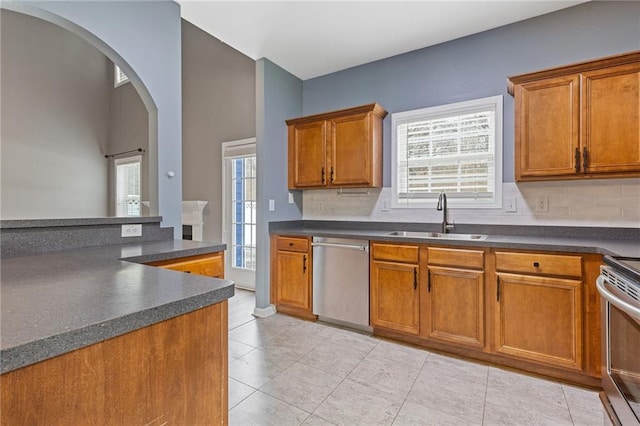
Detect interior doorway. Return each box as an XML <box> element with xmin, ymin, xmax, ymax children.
<box><xmin>222</xmin><ymin>139</ymin><xmax>256</xmax><ymax>290</ymax></box>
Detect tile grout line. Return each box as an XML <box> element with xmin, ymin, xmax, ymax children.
<box><xmin>305</xmin><ymin>334</ymin><xmax>382</xmax><ymax>424</ymax></box>
<box><xmin>481</xmin><ymin>366</ymin><xmax>492</xmax><ymax>426</ymax></box>
<box><xmin>389</xmin><ymin>351</ymin><xmax>431</xmax><ymax>425</ymax></box>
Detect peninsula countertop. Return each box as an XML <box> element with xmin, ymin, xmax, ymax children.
<box><xmin>1</xmin><ymin>240</ymin><xmax>232</xmax><ymax>373</ymax></box>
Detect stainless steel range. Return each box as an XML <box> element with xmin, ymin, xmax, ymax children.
<box><xmin>597</xmin><ymin>256</ymin><xmax>640</xmax><ymax>425</ymax></box>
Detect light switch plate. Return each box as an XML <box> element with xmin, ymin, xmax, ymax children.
<box><xmin>288</xmin><ymin>193</ymin><xmax>294</xmax><ymax>204</ymax></box>
<box><xmin>268</xmin><ymin>199</ymin><xmax>275</xmax><ymax>211</ymax></box>
<box><xmin>122</xmin><ymin>224</ymin><xmax>142</xmax><ymax>237</ymax></box>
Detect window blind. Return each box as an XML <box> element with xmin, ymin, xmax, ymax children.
<box><xmin>114</xmin><ymin>64</ymin><xmax>129</xmax><ymax>87</ymax></box>
<box><xmin>392</xmin><ymin>96</ymin><xmax>502</xmax><ymax>208</ymax></box>
<box><xmin>115</xmin><ymin>157</ymin><xmax>141</xmax><ymax>216</ymax></box>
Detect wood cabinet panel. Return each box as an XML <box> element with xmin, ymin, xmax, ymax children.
<box><xmin>424</xmin><ymin>266</ymin><xmax>484</xmax><ymax>348</ymax></box>
<box><xmin>330</xmin><ymin>112</ymin><xmax>373</xmax><ymax>186</ymax></box>
<box><xmin>427</xmin><ymin>247</ymin><xmax>484</xmax><ymax>269</ymax></box>
<box><xmin>271</xmin><ymin>236</ymin><xmax>315</xmax><ymax>319</ymax></box>
<box><xmin>371</xmin><ymin>243</ymin><xmax>419</xmax><ymax>263</ymax></box>
<box><xmin>495</xmin><ymin>272</ymin><xmax>582</xmax><ymax>370</ymax></box>
<box><xmin>275</xmin><ymin>250</ymin><xmax>311</xmax><ymax>312</ymax></box>
<box><xmin>515</xmin><ymin>75</ymin><xmax>580</xmax><ymax>179</ymax></box>
<box><xmin>582</xmin><ymin>63</ymin><xmax>640</xmax><ymax>173</ymax></box>
<box><xmin>509</xmin><ymin>50</ymin><xmax>640</xmax><ymax>181</ymax></box>
<box><xmin>147</xmin><ymin>252</ymin><xmax>224</xmax><ymax>278</ymax></box>
<box><xmin>370</xmin><ymin>260</ymin><xmax>420</xmax><ymax>335</ymax></box>
<box><xmin>287</xmin><ymin>103</ymin><xmax>387</xmax><ymax>189</ymax></box>
<box><xmin>288</xmin><ymin>121</ymin><xmax>327</xmax><ymax>188</ymax></box>
<box><xmin>495</xmin><ymin>251</ymin><xmax>582</xmax><ymax>278</ymax></box>
<box><xmin>1</xmin><ymin>302</ymin><xmax>228</xmax><ymax>426</ymax></box>
<box><xmin>276</xmin><ymin>236</ymin><xmax>310</xmax><ymax>253</ymax></box>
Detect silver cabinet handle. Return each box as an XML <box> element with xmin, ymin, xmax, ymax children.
<box><xmin>597</xmin><ymin>276</ymin><xmax>640</xmax><ymax>319</ymax></box>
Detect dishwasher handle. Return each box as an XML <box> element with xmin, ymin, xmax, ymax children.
<box><xmin>311</xmin><ymin>242</ymin><xmax>369</xmax><ymax>251</ymax></box>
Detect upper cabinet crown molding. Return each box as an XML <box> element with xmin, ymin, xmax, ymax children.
<box><xmin>508</xmin><ymin>50</ymin><xmax>640</xmax><ymax>182</ymax></box>
<box><xmin>287</xmin><ymin>103</ymin><xmax>388</xmax><ymax>190</ymax></box>
<box><xmin>507</xmin><ymin>51</ymin><xmax>640</xmax><ymax>95</ymax></box>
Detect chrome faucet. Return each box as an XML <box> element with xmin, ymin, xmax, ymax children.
<box><xmin>436</xmin><ymin>192</ymin><xmax>454</xmax><ymax>234</ymax></box>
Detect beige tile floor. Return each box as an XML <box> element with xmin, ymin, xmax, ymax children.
<box><xmin>227</xmin><ymin>290</ymin><xmax>603</xmax><ymax>426</ymax></box>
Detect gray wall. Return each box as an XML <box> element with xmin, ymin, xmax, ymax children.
<box><xmin>5</xmin><ymin>1</ymin><xmax>184</xmax><ymax>237</ymax></box>
<box><xmin>255</xmin><ymin>58</ymin><xmax>303</xmax><ymax>309</ymax></box>
<box><xmin>302</xmin><ymin>1</ymin><xmax>640</xmax><ymax>185</ymax></box>
<box><xmin>182</xmin><ymin>20</ymin><xmax>256</xmax><ymax>242</ymax></box>
<box><xmin>1</xmin><ymin>10</ymin><xmax>110</xmax><ymax>219</ymax></box>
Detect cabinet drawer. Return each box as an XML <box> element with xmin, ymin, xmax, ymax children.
<box><xmin>495</xmin><ymin>251</ymin><xmax>582</xmax><ymax>278</ymax></box>
<box><xmin>371</xmin><ymin>243</ymin><xmax>419</xmax><ymax>263</ymax></box>
<box><xmin>276</xmin><ymin>236</ymin><xmax>309</xmax><ymax>253</ymax></box>
<box><xmin>427</xmin><ymin>247</ymin><xmax>484</xmax><ymax>270</ymax></box>
<box><xmin>147</xmin><ymin>252</ymin><xmax>224</xmax><ymax>278</ymax></box>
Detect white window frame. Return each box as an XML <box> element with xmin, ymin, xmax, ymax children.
<box><xmin>114</xmin><ymin>64</ymin><xmax>129</xmax><ymax>87</ymax></box>
<box><xmin>114</xmin><ymin>155</ymin><xmax>142</xmax><ymax>217</ymax></box>
<box><xmin>391</xmin><ymin>95</ymin><xmax>503</xmax><ymax>209</ymax></box>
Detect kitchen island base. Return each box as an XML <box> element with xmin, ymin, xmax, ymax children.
<box><xmin>1</xmin><ymin>301</ymin><xmax>228</xmax><ymax>425</ymax></box>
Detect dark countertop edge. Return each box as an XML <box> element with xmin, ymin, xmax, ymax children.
<box><xmin>121</xmin><ymin>243</ymin><xmax>228</xmax><ymax>264</ymax></box>
<box><xmin>270</xmin><ymin>227</ymin><xmax>639</xmax><ymax>257</ymax></box>
<box><xmin>1</xmin><ymin>216</ymin><xmax>163</xmax><ymax>229</ymax></box>
<box><xmin>0</xmin><ymin>283</ymin><xmax>234</xmax><ymax>374</ymax></box>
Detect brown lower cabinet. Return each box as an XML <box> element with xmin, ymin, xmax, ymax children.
<box><xmin>370</xmin><ymin>242</ymin><xmax>602</xmax><ymax>387</ymax></box>
<box><xmin>270</xmin><ymin>236</ymin><xmax>316</xmax><ymax>320</ymax></box>
<box><xmin>423</xmin><ymin>247</ymin><xmax>485</xmax><ymax>349</ymax></box>
<box><xmin>1</xmin><ymin>302</ymin><xmax>228</xmax><ymax>425</ymax></box>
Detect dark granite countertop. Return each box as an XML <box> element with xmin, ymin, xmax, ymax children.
<box><xmin>0</xmin><ymin>240</ymin><xmax>231</xmax><ymax>374</ymax></box>
<box><xmin>270</xmin><ymin>222</ymin><xmax>640</xmax><ymax>258</ymax></box>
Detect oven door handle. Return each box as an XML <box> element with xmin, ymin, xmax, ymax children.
<box><xmin>597</xmin><ymin>275</ymin><xmax>640</xmax><ymax>319</ymax></box>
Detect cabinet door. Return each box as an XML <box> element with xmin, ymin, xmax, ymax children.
<box><xmin>582</xmin><ymin>63</ymin><xmax>640</xmax><ymax>174</ymax></box>
<box><xmin>329</xmin><ymin>112</ymin><xmax>374</xmax><ymax>187</ymax></box>
<box><xmin>288</xmin><ymin>121</ymin><xmax>327</xmax><ymax>188</ymax></box>
<box><xmin>514</xmin><ymin>75</ymin><xmax>580</xmax><ymax>180</ymax></box>
<box><xmin>275</xmin><ymin>250</ymin><xmax>311</xmax><ymax>311</ymax></box>
<box><xmin>424</xmin><ymin>266</ymin><xmax>484</xmax><ymax>349</ymax></box>
<box><xmin>494</xmin><ymin>272</ymin><xmax>582</xmax><ymax>370</ymax></box>
<box><xmin>370</xmin><ymin>260</ymin><xmax>420</xmax><ymax>335</ymax></box>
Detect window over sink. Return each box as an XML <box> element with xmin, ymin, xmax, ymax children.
<box><xmin>391</xmin><ymin>95</ymin><xmax>503</xmax><ymax>209</ymax></box>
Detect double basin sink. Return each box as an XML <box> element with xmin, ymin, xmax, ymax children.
<box><xmin>385</xmin><ymin>231</ymin><xmax>487</xmax><ymax>241</ymax></box>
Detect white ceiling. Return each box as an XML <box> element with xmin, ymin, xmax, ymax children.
<box><xmin>178</xmin><ymin>1</ymin><xmax>587</xmax><ymax>80</ymax></box>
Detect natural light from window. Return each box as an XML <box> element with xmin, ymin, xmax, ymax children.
<box><xmin>392</xmin><ymin>95</ymin><xmax>503</xmax><ymax>209</ymax></box>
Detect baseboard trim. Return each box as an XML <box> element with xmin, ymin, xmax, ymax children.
<box><xmin>253</xmin><ymin>305</ymin><xmax>276</xmax><ymax>318</ymax></box>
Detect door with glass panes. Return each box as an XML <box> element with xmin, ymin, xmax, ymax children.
<box><xmin>223</xmin><ymin>140</ymin><xmax>256</xmax><ymax>289</ymax></box>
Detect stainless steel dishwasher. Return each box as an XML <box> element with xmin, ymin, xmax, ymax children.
<box><xmin>312</xmin><ymin>236</ymin><xmax>371</xmax><ymax>331</ymax></box>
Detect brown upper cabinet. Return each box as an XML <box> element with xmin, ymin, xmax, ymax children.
<box><xmin>508</xmin><ymin>51</ymin><xmax>640</xmax><ymax>181</ymax></box>
<box><xmin>286</xmin><ymin>103</ymin><xmax>388</xmax><ymax>189</ymax></box>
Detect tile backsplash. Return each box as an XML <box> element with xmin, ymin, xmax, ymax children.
<box><xmin>302</xmin><ymin>178</ymin><xmax>640</xmax><ymax>228</ymax></box>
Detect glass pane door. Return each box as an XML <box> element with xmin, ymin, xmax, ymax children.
<box><xmin>231</xmin><ymin>156</ymin><xmax>256</xmax><ymax>271</ymax></box>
